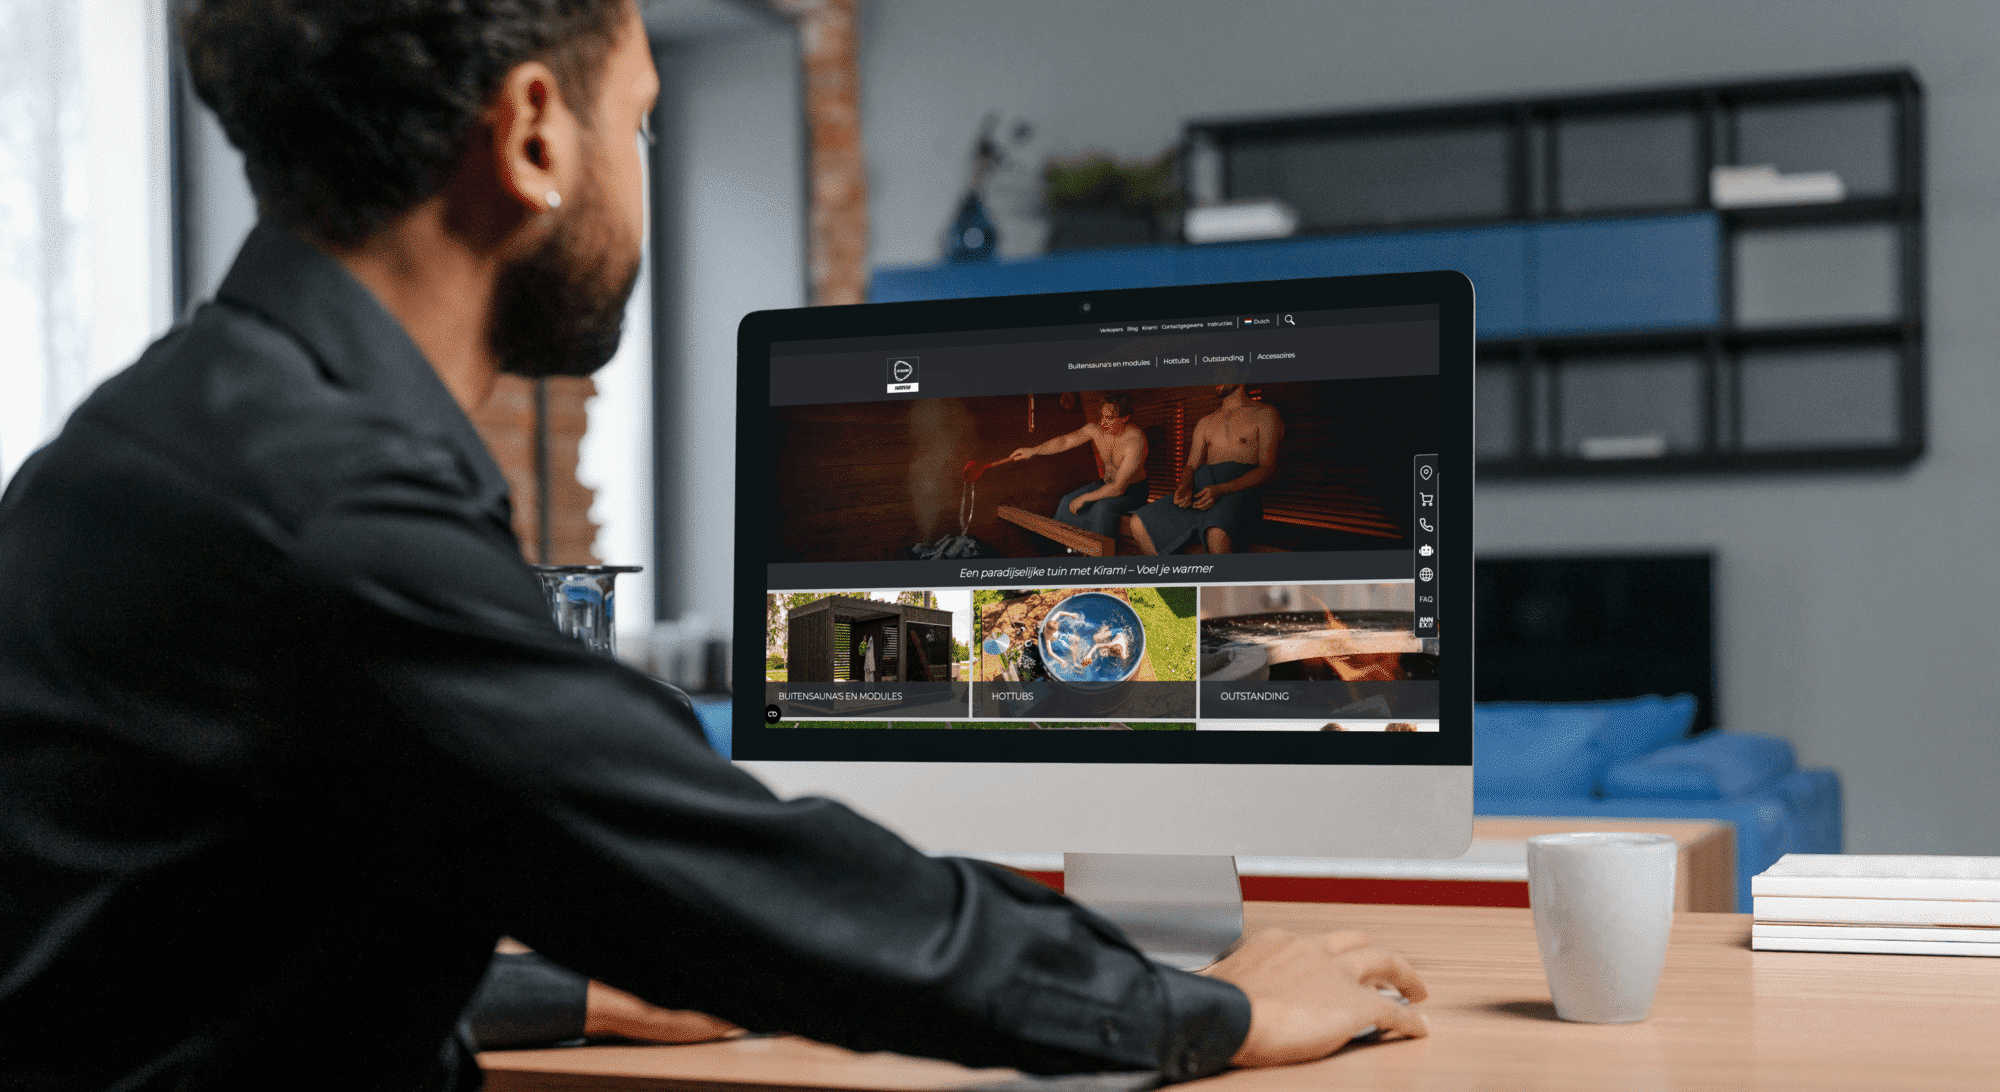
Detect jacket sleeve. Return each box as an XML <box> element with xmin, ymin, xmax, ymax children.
<box><xmin>463</xmin><ymin>952</ymin><xmax>589</xmax><ymax>1050</ymax></box>
<box><xmin>292</xmin><ymin>459</ymin><xmax>1251</xmax><ymax>1082</ymax></box>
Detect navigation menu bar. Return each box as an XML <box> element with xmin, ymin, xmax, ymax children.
<box><xmin>1412</xmin><ymin>453</ymin><xmax>1439</xmax><ymax>639</ymax></box>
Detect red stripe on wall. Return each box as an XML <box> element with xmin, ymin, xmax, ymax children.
<box><xmin>1013</xmin><ymin>870</ymin><xmax>1531</xmax><ymax>909</ymax></box>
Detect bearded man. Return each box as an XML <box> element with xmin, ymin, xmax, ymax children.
<box><xmin>0</xmin><ymin>4</ymin><xmax>1425</xmax><ymax>1090</ymax></box>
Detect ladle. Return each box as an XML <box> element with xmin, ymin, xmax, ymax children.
<box><xmin>962</xmin><ymin>457</ymin><xmax>1013</xmax><ymax>482</ymax></box>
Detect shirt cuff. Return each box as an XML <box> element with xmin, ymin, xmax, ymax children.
<box><xmin>464</xmin><ymin>951</ymin><xmax>589</xmax><ymax>1050</ymax></box>
<box><xmin>1152</xmin><ymin>968</ymin><xmax>1251</xmax><ymax>1082</ymax></box>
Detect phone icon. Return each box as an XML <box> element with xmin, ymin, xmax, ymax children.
<box><xmin>1418</xmin><ymin>517</ymin><xmax>1434</xmax><ymax>532</ymax></box>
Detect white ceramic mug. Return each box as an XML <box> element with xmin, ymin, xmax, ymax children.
<box><xmin>1526</xmin><ymin>832</ymin><xmax>1677</xmax><ymax>1023</ymax></box>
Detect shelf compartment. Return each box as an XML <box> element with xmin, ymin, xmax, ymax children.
<box><xmin>1532</xmin><ymin>213</ymin><xmax>1720</xmax><ymax>334</ymax></box>
<box><xmin>1732</xmin><ymin>97</ymin><xmax>1897</xmax><ymax>201</ymax></box>
<box><xmin>1228</xmin><ymin>123</ymin><xmax>1514</xmax><ymax>232</ymax></box>
<box><xmin>1475</xmin><ymin>356</ymin><xmax>1519</xmax><ymax>462</ymax></box>
<box><xmin>1556</xmin><ymin>109</ymin><xmax>1702</xmax><ymax>214</ymax></box>
<box><xmin>1732</xmin><ymin>222</ymin><xmax>1901</xmax><ymax>327</ymax></box>
<box><xmin>1738</xmin><ymin>343</ymin><xmax>1902</xmax><ymax>451</ymax></box>
<box><xmin>1554</xmin><ymin>351</ymin><xmax>1708</xmax><ymax>460</ymax></box>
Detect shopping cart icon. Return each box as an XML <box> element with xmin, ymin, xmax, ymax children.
<box><xmin>1419</xmin><ymin>492</ymin><xmax>1434</xmax><ymax>507</ymax></box>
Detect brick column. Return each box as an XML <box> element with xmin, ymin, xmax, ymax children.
<box><xmin>775</xmin><ymin>0</ymin><xmax>868</xmax><ymax>306</ymax></box>
<box><xmin>469</xmin><ymin>374</ymin><xmax>599</xmax><ymax>564</ymax></box>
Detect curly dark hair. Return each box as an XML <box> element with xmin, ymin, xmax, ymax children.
<box><xmin>179</xmin><ymin>0</ymin><xmax>631</xmax><ymax>247</ymax></box>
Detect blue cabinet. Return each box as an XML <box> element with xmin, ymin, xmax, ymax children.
<box><xmin>872</xmin><ymin>212</ymin><xmax>1720</xmax><ymax>341</ymax></box>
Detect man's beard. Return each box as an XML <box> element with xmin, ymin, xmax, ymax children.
<box><xmin>490</xmin><ymin>184</ymin><xmax>640</xmax><ymax>380</ymax></box>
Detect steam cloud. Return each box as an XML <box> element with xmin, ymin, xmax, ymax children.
<box><xmin>907</xmin><ymin>398</ymin><xmax>976</xmax><ymax>538</ymax></box>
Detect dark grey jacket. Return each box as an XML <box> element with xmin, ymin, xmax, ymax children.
<box><xmin>0</xmin><ymin>223</ymin><xmax>1248</xmax><ymax>1091</ymax></box>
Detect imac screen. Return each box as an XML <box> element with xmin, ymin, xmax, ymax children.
<box><xmin>733</xmin><ymin>275</ymin><xmax>1471</xmax><ymax>766</ymax></box>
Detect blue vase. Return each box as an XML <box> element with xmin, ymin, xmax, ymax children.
<box><xmin>947</xmin><ymin>191</ymin><xmax>997</xmax><ymax>262</ymax></box>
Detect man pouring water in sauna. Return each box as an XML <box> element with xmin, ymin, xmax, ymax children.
<box><xmin>1132</xmin><ymin>384</ymin><xmax>1286</xmax><ymax>555</ymax></box>
<box><xmin>1008</xmin><ymin>391</ymin><xmax>1150</xmax><ymax>540</ymax></box>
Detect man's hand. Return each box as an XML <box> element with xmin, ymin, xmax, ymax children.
<box><xmin>1069</xmin><ymin>496</ymin><xmax>1089</xmax><ymax>514</ymax></box>
<box><xmin>1191</xmin><ymin>486</ymin><xmax>1221</xmax><ymax>510</ymax></box>
<box><xmin>1202</xmin><ymin>928</ymin><xmax>1429</xmax><ymax>1067</ymax></box>
<box><xmin>584</xmin><ymin>980</ymin><xmax>740</xmax><ymax>1044</ymax></box>
<box><xmin>1173</xmin><ymin>483</ymin><xmax>1193</xmax><ymax>508</ymax></box>
<box><xmin>1009</xmin><ymin>447</ymin><xmax>1036</xmax><ymax>462</ymax></box>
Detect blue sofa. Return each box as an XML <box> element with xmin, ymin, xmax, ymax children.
<box><xmin>1474</xmin><ymin>695</ymin><xmax>1841</xmax><ymax>911</ymax></box>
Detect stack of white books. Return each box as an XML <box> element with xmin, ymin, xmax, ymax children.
<box><xmin>1751</xmin><ymin>854</ymin><xmax>2000</xmax><ymax>956</ymax></box>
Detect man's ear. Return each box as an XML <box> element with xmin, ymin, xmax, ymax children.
<box><xmin>486</xmin><ymin>61</ymin><xmax>581</xmax><ymax>218</ymax></box>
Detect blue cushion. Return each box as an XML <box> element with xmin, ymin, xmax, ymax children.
<box><xmin>1587</xmin><ymin>693</ymin><xmax>1699</xmax><ymax>767</ymax></box>
<box><xmin>1473</xmin><ymin>694</ymin><xmax>1699</xmax><ymax>797</ymax></box>
<box><xmin>1598</xmin><ymin>729</ymin><xmax>1797</xmax><ymax>800</ymax></box>
<box><xmin>1472</xmin><ymin>704</ymin><xmax>1607</xmax><ymax>796</ymax></box>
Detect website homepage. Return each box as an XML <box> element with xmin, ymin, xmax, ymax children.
<box><xmin>762</xmin><ymin>304</ymin><xmax>1441</xmax><ymax>733</ymax></box>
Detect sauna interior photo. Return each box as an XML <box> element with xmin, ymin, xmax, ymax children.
<box><xmin>765</xmin><ymin>377</ymin><xmax>1435</xmax><ymax>564</ymax></box>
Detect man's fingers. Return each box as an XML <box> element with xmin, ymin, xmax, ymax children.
<box><xmin>1344</xmin><ymin>946</ymin><xmax>1429</xmax><ymax>1003</ymax></box>
<box><xmin>1367</xmin><ymin>993</ymin><xmax>1429</xmax><ymax>1041</ymax></box>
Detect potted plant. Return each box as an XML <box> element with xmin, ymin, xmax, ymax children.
<box><xmin>1043</xmin><ymin>150</ymin><xmax>1181</xmax><ymax>251</ymax></box>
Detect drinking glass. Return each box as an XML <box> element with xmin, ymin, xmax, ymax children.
<box><xmin>532</xmin><ymin>565</ymin><xmax>643</xmax><ymax>656</ymax></box>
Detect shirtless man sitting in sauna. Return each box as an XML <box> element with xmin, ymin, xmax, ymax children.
<box><xmin>1008</xmin><ymin>392</ymin><xmax>1149</xmax><ymax>540</ymax></box>
<box><xmin>1132</xmin><ymin>384</ymin><xmax>1285</xmax><ymax>555</ymax></box>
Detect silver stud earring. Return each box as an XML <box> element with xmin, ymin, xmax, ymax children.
<box><xmin>546</xmin><ymin>191</ymin><xmax>562</xmax><ymax>210</ymax></box>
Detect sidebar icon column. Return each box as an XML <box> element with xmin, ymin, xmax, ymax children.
<box><xmin>1412</xmin><ymin>454</ymin><xmax>1438</xmax><ymax>639</ymax></box>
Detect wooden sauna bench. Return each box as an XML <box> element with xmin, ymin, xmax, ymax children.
<box><xmin>995</xmin><ymin>505</ymin><xmax>1114</xmax><ymax>555</ymax></box>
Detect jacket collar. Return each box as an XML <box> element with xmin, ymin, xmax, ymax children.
<box><xmin>215</xmin><ymin>222</ymin><xmax>511</xmax><ymax>506</ymax></box>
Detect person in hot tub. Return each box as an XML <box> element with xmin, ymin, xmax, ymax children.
<box><xmin>1132</xmin><ymin>384</ymin><xmax>1285</xmax><ymax>555</ymax></box>
<box><xmin>1007</xmin><ymin>392</ymin><xmax>1148</xmax><ymax>540</ymax></box>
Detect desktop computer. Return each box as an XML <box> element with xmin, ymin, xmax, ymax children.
<box><xmin>732</xmin><ymin>272</ymin><xmax>1474</xmax><ymax>965</ymax></box>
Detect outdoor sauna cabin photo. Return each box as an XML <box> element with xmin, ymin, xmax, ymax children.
<box><xmin>786</xmin><ymin>596</ymin><xmax>957</xmax><ymax>683</ymax></box>
<box><xmin>765</xmin><ymin>378</ymin><xmax>1435</xmax><ymax>564</ymax></box>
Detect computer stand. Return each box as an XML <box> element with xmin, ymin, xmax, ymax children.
<box><xmin>1063</xmin><ymin>853</ymin><xmax>1243</xmax><ymax>971</ymax></box>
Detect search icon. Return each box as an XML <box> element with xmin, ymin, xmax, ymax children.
<box><xmin>1283</xmin><ymin>314</ymin><xmax>1296</xmax><ymax>326</ymax></box>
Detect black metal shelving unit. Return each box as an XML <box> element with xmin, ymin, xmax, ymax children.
<box><xmin>1187</xmin><ymin>70</ymin><xmax>1924</xmax><ymax>477</ymax></box>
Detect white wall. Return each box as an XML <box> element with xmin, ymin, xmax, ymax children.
<box><xmin>653</xmin><ymin>27</ymin><xmax>805</xmax><ymax>639</ymax></box>
<box><xmin>849</xmin><ymin>0</ymin><xmax>2000</xmax><ymax>855</ymax></box>
<box><xmin>176</xmin><ymin>74</ymin><xmax>255</xmax><ymax>307</ymax></box>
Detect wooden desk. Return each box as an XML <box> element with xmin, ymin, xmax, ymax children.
<box><xmin>482</xmin><ymin>903</ymin><xmax>2000</xmax><ymax>1092</ymax></box>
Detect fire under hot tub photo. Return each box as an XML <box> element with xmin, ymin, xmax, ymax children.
<box><xmin>1198</xmin><ymin>583</ymin><xmax>1440</xmax><ymax>724</ymax></box>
